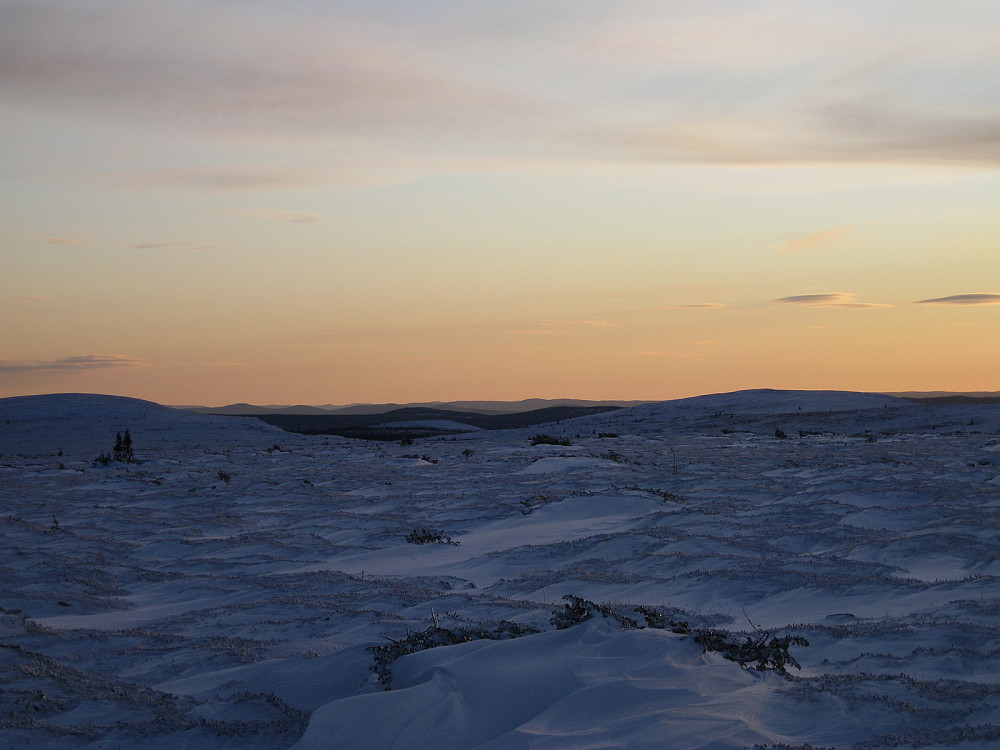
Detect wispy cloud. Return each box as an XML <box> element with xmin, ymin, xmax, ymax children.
<box><xmin>547</xmin><ymin>320</ymin><xmax>617</xmax><ymax>329</ymax></box>
<box><xmin>0</xmin><ymin>354</ymin><xmax>146</xmax><ymax>373</ymax></box>
<box><xmin>172</xmin><ymin>360</ymin><xmax>247</xmax><ymax>368</ymax></box>
<box><xmin>627</xmin><ymin>351</ymin><xmax>709</xmax><ymax>360</ymax></box>
<box><xmin>0</xmin><ymin>295</ymin><xmax>52</xmax><ymax>303</ymax></box>
<box><xmin>653</xmin><ymin>303</ymin><xmax>729</xmax><ymax>310</ymax></box>
<box><xmin>778</xmin><ymin>226</ymin><xmax>852</xmax><ymax>254</ymax></box>
<box><xmin>213</xmin><ymin>209</ymin><xmax>326</xmax><ymax>224</ymax></box>
<box><xmin>120</xmin><ymin>166</ymin><xmax>327</xmax><ymax>193</ymax></box>
<box><xmin>511</xmin><ymin>329</ymin><xmax>556</xmax><ymax>337</ymax></box>
<box><xmin>129</xmin><ymin>241</ymin><xmax>230</xmax><ymax>252</ymax></box>
<box><xmin>511</xmin><ymin>319</ymin><xmax>618</xmax><ymax>337</ymax></box>
<box><xmin>914</xmin><ymin>293</ymin><xmax>1000</xmax><ymax>306</ymax></box>
<box><xmin>4</xmin><ymin>230</ymin><xmax>99</xmax><ymax>247</ymax></box>
<box><xmin>41</xmin><ymin>234</ymin><xmax>99</xmax><ymax>246</ymax></box>
<box><xmin>3</xmin><ymin>1</ymin><xmax>997</xmax><ymax>168</ymax></box>
<box><xmin>0</xmin><ymin>1</ymin><xmax>530</xmax><ymax>145</ymax></box>
<box><xmin>774</xmin><ymin>293</ymin><xmax>891</xmax><ymax>309</ymax></box>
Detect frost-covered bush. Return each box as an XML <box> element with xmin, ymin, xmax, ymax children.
<box><xmin>405</xmin><ymin>527</ymin><xmax>458</xmax><ymax>545</ymax></box>
<box><xmin>633</xmin><ymin>605</ymin><xmax>690</xmax><ymax>634</ymax></box>
<box><xmin>692</xmin><ymin>628</ymin><xmax>809</xmax><ymax>675</ymax></box>
<box><xmin>529</xmin><ymin>434</ymin><xmax>571</xmax><ymax>446</ymax></box>
<box><xmin>551</xmin><ymin>596</ymin><xmax>807</xmax><ymax>675</ymax></box>
<box><xmin>550</xmin><ymin>595</ymin><xmax>640</xmax><ymax>630</ymax></box>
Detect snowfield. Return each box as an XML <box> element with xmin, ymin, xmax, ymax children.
<box><xmin>2</xmin><ymin>390</ymin><xmax>1000</xmax><ymax>749</ymax></box>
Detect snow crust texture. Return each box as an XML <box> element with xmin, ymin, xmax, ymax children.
<box><xmin>2</xmin><ymin>390</ymin><xmax>1000</xmax><ymax>749</ymax></box>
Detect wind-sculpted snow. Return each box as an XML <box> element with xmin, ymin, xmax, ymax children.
<box><xmin>1</xmin><ymin>391</ymin><xmax>1000</xmax><ymax>748</ymax></box>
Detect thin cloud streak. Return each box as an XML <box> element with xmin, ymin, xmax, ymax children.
<box><xmin>119</xmin><ymin>166</ymin><xmax>328</xmax><ymax>193</ymax></box>
<box><xmin>544</xmin><ymin>320</ymin><xmax>617</xmax><ymax>329</ymax></box>
<box><xmin>41</xmin><ymin>234</ymin><xmax>99</xmax><ymax>246</ymax></box>
<box><xmin>774</xmin><ymin>293</ymin><xmax>892</xmax><ymax>308</ymax></box>
<box><xmin>778</xmin><ymin>226</ymin><xmax>852</xmax><ymax>254</ymax></box>
<box><xmin>0</xmin><ymin>354</ymin><xmax>146</xmax><ymax>373</ymax></box>
<box><xmin>130</xmin><ymin>242</ymin><xmax>230</xmax><ymax>252</ymax></box>
<box><xmin>2</xmin><ymin>1</ymin><xmax>998</xmax><ymax>168</ymax></box>
<box><xmin>653</xmin><ymin>303</ymin><xmax>729</xmax><ymax>310</ymax></box>
<box><xmin>0</xmin><ymin>0</ymin><xmax>534</xmax><ymax>143</ymax></box>
<box><xmin>509</xmin><ymin>319</ymin><xmax>618</xmax><ymax>337</ymax></box>
<box><xmin>213</xmin><ymin>209</ymin><xmax>326</xmax><ymax>225</ymax></box>
<box><xmin>915</xmin><ymin>293</ymin><xmax>1000</xmax><ymax>305</ymax></box>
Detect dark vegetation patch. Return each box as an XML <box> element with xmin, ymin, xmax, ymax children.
<box><xmin>367</xmin><ymin>595</ymin><xmax>807</xmax><ymax>693</ymax></box>
<box><xmin>404</xmin><ymin>528</ymin><xmax>458</xmax><ymax>545</ymax></box>
<box><xmin>551</xmin><ymin>596</ymin><xmax>808</xmax><ymax>675</ymax></box>
<box><xmin>244</xmin><ymin>406</ymin><xmax>621</xmax><ymax>440</ymax></box>
<box><xmin>529</xmin><ymin>433</ymin><xmax>572</xmax><ymax>446</ymax></box>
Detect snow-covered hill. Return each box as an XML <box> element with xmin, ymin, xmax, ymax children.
<box><xmin>0</xmin><ymin>393</ymin><xmax>291</xmax><ymax>457</ymax></box>
<box><xmin>2</xmin><ymin>390</ymin><xmax>999</xmax><ymax>749</ymax></box>
<box><xmin>562</xmin><ymin>388</ymin><xmax>1000</xmax><ymax>439</ymax></box>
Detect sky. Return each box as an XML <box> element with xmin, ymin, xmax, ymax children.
<box><xmin>2</xmin><ymin>0</ymin><xmax>999</xmax><ymax>406</ymax></box>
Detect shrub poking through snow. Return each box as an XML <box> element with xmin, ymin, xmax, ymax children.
<box><xmin>552</xmin><ymin>596</ymin><xmax>807</xmax><ymax>675</ymax></box>
<box><xmin>692</xmin><ymin>628</ymin><xmax>809</xmax><ymax>675</ymax></box>
<box><xmin>550</xmin><ymin>595</ymin><xmax>641</xmax><ymax>630</ymax></box>
<box><xmin>367</xmin><ymin>621</ymin><xmax>539</xmax><ymax>688</ymax></box>
<box><xmin>405</xmin><ymin>527</ymin><xmax>458</xmax><ymax>545</ymax></box>
<box><xmin>633</xmin><ymin>605</ymin><xmax>691</xmax><ymax>634</ymax></box>
<box><xmin>529</xmin><ymin>434</ymin><xmax>571</xmax><ymax>446</ymax></box>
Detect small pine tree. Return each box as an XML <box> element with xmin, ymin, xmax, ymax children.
<box><xmin>112</xmin><ymin>430</ymin><xmax>135</xmax><ymax>462</ymax></box>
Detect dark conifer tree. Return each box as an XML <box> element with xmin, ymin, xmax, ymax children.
<box><xmin>122</xmin><ymin>429</ymin><xmax>134</xmax><ymax>462</ymax></box>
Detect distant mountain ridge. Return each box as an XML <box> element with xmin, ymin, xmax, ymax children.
<box><xmin>886</xmin><ymin>391</ymin><xmax>1000</xmax><ymax>404</ymax></box>
<box><xmin>180</xmin><ymin>398</ymin><xmax>651</xmax><ymax>416</ymax></box>
<box><xmin>253</xmin><ymin>404</ymin><xmax>626</xmax><ymax>438</ymax></box>
<box><xmin>179</xmin><ymin>393</ymin><xmax>1000</xmax><ymax>415</ymax></box>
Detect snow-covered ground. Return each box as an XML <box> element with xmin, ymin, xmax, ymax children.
<box><xmin>2</xmin><ymin>390</ymin><xmax>999</xmax><ymax>749</ymax></box>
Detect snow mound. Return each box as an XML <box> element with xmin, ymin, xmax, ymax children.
<box><xmin>517</xmin><ymin>456</ymin><xmax>623</xmax><ymax>474</ymax></box>
<box><xmin>294</xmin><ymin>620</ymin><xmax>799</xmax><ymax>750</ymax></box>
<box><xmin>384</xmin><ymin>456</ymin><xmax>437</xmax><ymax>468</ymax></box>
